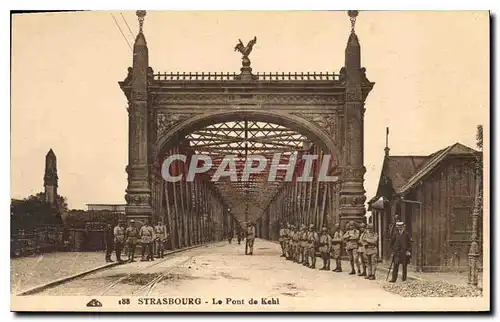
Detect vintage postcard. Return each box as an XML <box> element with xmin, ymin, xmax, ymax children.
<box><xmin>10</xmin><ymin>10</ymin><xmax>490</xmax><ymax>312</ymax></box>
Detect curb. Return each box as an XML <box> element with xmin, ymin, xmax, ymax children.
<box><xmin>16</xmin><ymin>262</ymin><xmax>121</xmax><ymax>296</ymax></box>
<box><xmin>16</xmin><ymin>242</ymin><xmax>217</xmax><ymax>296</ymax></box>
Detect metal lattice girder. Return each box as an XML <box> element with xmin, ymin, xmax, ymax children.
<box><xmin>184</xmin><ymin>120</ymin><xmax>318</xmax><ymax>221</ymax></box>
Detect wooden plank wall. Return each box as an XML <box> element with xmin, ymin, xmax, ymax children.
<box><xmin>401</xmin><ymin>157</ymin><xmax>477</xmax><ymax>271</ymax></box>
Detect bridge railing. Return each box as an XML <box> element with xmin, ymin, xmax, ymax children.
<box><xmin>153</xmin><ymin>72</ymin><xmax>341</xmax><ymax>81</ymax></box>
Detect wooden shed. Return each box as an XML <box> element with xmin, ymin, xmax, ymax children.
<box><xmin>368</xmin><ymin>142</ymin><xmax>481</xmax><ymax>272</ymax></box>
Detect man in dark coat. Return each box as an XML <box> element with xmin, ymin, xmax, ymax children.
<box><xmin>104</xmin><ymin>223</ymin><xmax>114</xmax><ymax>263</ymax></box>
<box><xmin>389</xmin><ymin>221</ymin><xmax>411</xmax><ymax>282</ymax></box>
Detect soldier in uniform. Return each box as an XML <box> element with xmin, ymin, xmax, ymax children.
<box><xmin>279</xmin><ymin>223</ymin><xmax>287</xmax><ymax>257</ymax></box>
<box><xmin>389</xmin><ymin>221</ymin><xmax>411</xmax><ymax>282</ymax></box>
<box><xmin>331</xmin><ymin>223</ymin><xmax>344</xmax><ymax>272</ymax></box>
<box><xmin>291</xmin><ymin>225</ymin><xmax>298</xmax><ymax>262</ymax></box>
<box><xmin>318</xmin><ymin>227</ymin><xmax>332</xmax><ymax>270</ymax></box>
<box><xmin>356</xmin><ymin>223</ymin><xmax>367</xmax><ymax>277</ymax></box>
<box><xmin>343</xmin><ymin>221</ymin><xmax>360</xmax><ymax>275</ymax></box>
<box><xmin>291</xmin><ymin>225</ymin><xmax>299</xmax><ymax>262</ymax></box>
<box><xmin>140</xmin><ymin>219</ymin><xmax>155</xmax><ymax>261</ymax></box>
<box><xmin>125</xmin><ymin>219</ymin><xmax>139</xmax><ymax>262</ymax></box>
<box><xmin>104</xmin><ymin>223</ymin><xmax>114</xmax><ymax>263</ymax></box>
<box><xmin>245</xmin><ymin>222</ymin><xmax>256</xmax><ymax>255</ymax></box>
<box><xmin>301</xmin><ymin>224</ymin><xmax>309</xmax><ymax>266</ymax></box>
<box><xmin>295</xmin><ymin>225</ymin><xmax>302</xmax><ymax>264</ymax></box>
<box><xmin>362</xmin><ymin>223</ymin><xmax>379</xmax><ymax>280</ymax></box>
<box><xmin>113</xmin><ymin>220</ymin><xmax>125</xmax><ymax>262</ymax></box>
<box><xmin>236</xmin><ymin>228</ymin><xmax>242</xmax><ymax>245</ymax></box>
<box><xmin>307</xmin><ymin>224</ymin><xmax>319</xmax><ymax>269</ymax></box>
<box><xmin>284</xmin><ymin>223</ymin><xmax>292</xmax><ymax>260</ymax></box>
<box><xmin>293</xmin><ymin>225</ymin><xmax>300</xmax><ymax>263</ymax></box>
<box><xmin>154</xmin><ymin>220</ymin><xmax>167</xmax><ymax>258</ymax></box>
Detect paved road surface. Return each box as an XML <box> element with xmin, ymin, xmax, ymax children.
<box><xmin>11</xmin><ymin>251</ymin><xmax>108</xmax><ymax>294</ymax></box>
<box><xmin>35</xmin><ymin>239</ymin><xmax>402</xmax><ymax>310</ymax></box>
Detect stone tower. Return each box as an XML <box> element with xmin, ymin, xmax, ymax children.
<box><xmin>339</xmin><ymin>10</ymin><xmax>368</xmax><ymax>225</ymax></box>
<box><xmin>124</xmin><ymin>10</ymin><xmax>153</xmax><ymax>223</ymax></box>
<box><xmin>44</xmin><ymin>149</ymin><xmax>58</xmax><ymax>205</ymax></box>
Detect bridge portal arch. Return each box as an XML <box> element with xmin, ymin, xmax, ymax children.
<box><xmin>156</xmin><ymin>109</ymin><xmax>341</xmax><ymax>159</ymax></box>
<box><xmin>119</xmin><ymin>10</ymin><xmax>374</xmax><ymax>243</ymax></box>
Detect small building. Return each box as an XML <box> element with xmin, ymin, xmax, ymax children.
<box><xmin>86</xmin><ymin>204</ymin><xmax>126</xmax><ymax>213</ymax></box>
<box><xmin>368</xmin><ymin>141</ymin><xmax>481</xmax><ymax>272</ymax></box>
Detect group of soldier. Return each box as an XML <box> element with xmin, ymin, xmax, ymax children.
<box><xmin>278</xmin><ymin>217</ymin><xmax>411</xmax><ymax>282</ymax></box>
<box><xmin>278</xmin><ymin>221</ymin><xmax>379</xmax><ymax>280</ymax></box>
<box><xmin>104</xmin><ymin>218</ymin><xmax>168</xmax><ymax>263</ymax></box>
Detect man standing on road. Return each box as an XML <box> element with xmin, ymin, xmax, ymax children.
<box><xmin>279</xmin><ymin>223</ymin><xmax>287</xmax><ymax>257</ymax></box>
<box><xmin>227</xmin><ymin>230</ymin><xmax>234</xmax><ymax>244</ymax></box>
<box><xmin>104</xmin><ymin>223</ymin><xmax>114</xmax><ymax>263</ymax></box>
<box><xmin>307</xmin><ymin>224</ymin><xmax>319</xmax><ymax>269</ymax></box>
<box><xmin>154</xmin><ymin>220</ymin><xmax>167</xmax><ymax>258</ymax></box>
<box><xmin>237</xmin><ymin>229</ymin><xmax>242</xmax><ymax>245</ymax></box>
<box><xmin>300</xmin><ymin>224</ymin><xmax>309</xmax><ymax>266</ymax></box>
<box><xmin>140</xmin><ymin>219</ymin><xmax>155</xmax><ymax>261</ymax></box>
<box><xmin>357</xmin><ymin>223</ymin><xmax>367</xmax><ymax>277</ymax></box>
<box><xmin>389</xmin><ymin>221</ymin><xmax>411</xmax><ymax>283</ymax></box>
<box><xmin>289</xmin><ymin>225</ymin><xmax>296</xmax><ymax>262</ymax></box>
<box><xmin>113</xmin><ymin>220</ymin><xmax>125</xmax><ymax>262</ymax></box>
<box><xmin>362</xmin><ymin>223</ymin><xmax>379</xmax><ymax>280</ymax></box>
<box><xmin>293</xmin><ymin>224</ymin><xmax>302</xmax><ymax>263</ymax></box>
<box><xmin>343</xmin><ymin>221</ymin><xmax>360</xmax><ymax>275</ymax></box>
<box><xmin>331</xmin><ymin>223</ymin><xmax>344</xmax><ymax>272</ymax></box>
<box><xmin>245</xmin><ymin>222</ymin><xmax>256</xmax><ymax>255</ymax></box>
<box><xmin>318</xmin><ymin>227</ymin><xmax>332</xmax><ymax>270</ymax></box>
<box><xmin>294</xmin><ymin>225</ymin><xmax>301</xmax><ymax>263</ymax></box>
<box><xmin>125</xmin><ymin>219</ymin><xmax>138</xmax><ymax>262</ymax></box>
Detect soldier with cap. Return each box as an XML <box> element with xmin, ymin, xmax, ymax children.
<box><xmin>343</xmin><ymin>221</ymin><xmax>360</xmax><ymax>275</ymax></box>
<box><xmin>113</xmin><ymin>220</ymin><xmax>125</xmax><ymax>262</ymax></box>
<box><xmin>139</xmin><ymin>219</ymin><xmax>155</xmax><ymax>261</ymax></box>
<box><xmin>227</xmin><ymin>230</ymin><xmax>234</xmax><ymax>244</ymax></box>
<box><xmin>293</xmin><ymin>225</ymin><xmax>300</xmax><ymax>263</ymax></box>
<box><xmin>331</xmin><ymin>223</ymin><xmax>344</xmax><ymax>272</ymax></box>
<box><xmin>154</xmin><ymin>220</ymin><xmax>168</xmax><ymax>258</ymax></box>
<box><xmin>104</xmin><ymin>223</ymin><xmax>114</xmax><ymax>263</ymax></box>
<box><xmin>389</xmin><ymin>221</ymin><xmax>411</xmax><ymax>282</ymax></box>
<box><xmin>307</xmin><ymin>224</ymin><xmax>319</xmax><ymax>269</ymax></box>
<box><xmin>279</xmin><ymin>223</ymin><xmax>287</xmax><ymax>257</ymax></box>
<box><xmin>295</xmin><ymin>224</ymin><xmax>303</xmax><ymax>264</ymax></box>
<box><xmin>291</xmin><ymin>225</ymin><xmax>299</xmax><ymax>262</ymax></box>
<box><xmin>245</xmin><ymin>222</ymin><xmax>256</xmax><ymax>255</ymax></box>
<box><xmin>318</xmin><ymin>227</ymin><xmax>332</xmax><ymax>270</ymax></box>
<box><xmin>356</xmin><ymin>222</ymin><xmax>367</xmax><ymax>277</ymax></box>
<box><xmin>236</xmin><ymin>228</ymin><xmax>242</xmax><ymax>245</ymax></box>
<box><xmin>361</xmin><ymin>223</ymin><xmax>379</xmax><ymax>280</ymax></box>
<box><xmin>300</xmin><ymin>224</ymin><xmax>309</xmax><ymax>266</ymax></box>
<box><xmin>284</xmin><ymin>223</ymin><xmax>292</xmax><ymax>259</ymax></box>
<box><xmin>125</xmin><ymin>219</ymin><xmax>139</xmax><ymax>262</ymax></box>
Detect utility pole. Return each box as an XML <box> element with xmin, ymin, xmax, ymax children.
<box><xmin>468</xmin><ymin>124</ymin><xmax>483</xmax><ymax>286</ymax></box>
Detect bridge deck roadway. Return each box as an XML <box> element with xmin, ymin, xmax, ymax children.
<box><xmin>35</xmin><ymin>239</ymin><xmax>403</xmax><ymax>310</ymax></box>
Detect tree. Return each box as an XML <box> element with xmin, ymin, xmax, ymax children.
<box><xmin>10</xmin><ymin>192</ymin><xmax>67</xmax><ymax>234</ymax></box>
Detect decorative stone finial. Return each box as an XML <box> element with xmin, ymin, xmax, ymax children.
<box><xmin>348</xmin><ymin>10</ymin><xmax>359</xmax><ymax>33</ymax></box>
<box><xmin>136</xmin><ymin>10</ymin><xmax>147</xmax><ymax>33</ymax></box>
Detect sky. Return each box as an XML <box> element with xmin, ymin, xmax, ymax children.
<box><xmin>11</xmin><ymin>11</ymin><xmax>489</xmax><ymax>210</ymax></box>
